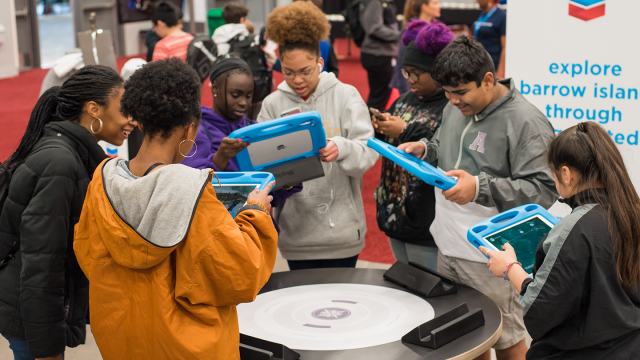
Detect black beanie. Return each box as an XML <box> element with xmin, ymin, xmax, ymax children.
<box><xmin>403</xmin><ymin>41</ymin><xmax>436</xmax><ymax>73</ymax></box>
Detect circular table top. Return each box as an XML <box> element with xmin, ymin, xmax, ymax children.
<box><xmin>252</xmin><ymin>268</ymin><xmax>502</xmax><ymax>360</ymax></box>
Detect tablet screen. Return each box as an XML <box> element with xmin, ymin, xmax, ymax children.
<box><xmin>212</xmin><ymin>184</ymin><xmax>259</xmax><ymax>217</ymax></box>
<box><xmin>483</xmin><ymin>215</ymin><xmax>554</xmax><ymax>274</ymax></box>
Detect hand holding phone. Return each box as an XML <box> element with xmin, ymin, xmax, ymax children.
<box><xmin>370</xmin><ymin>107</ymin><xmax>387</xmax><ymax>121</ymax></box>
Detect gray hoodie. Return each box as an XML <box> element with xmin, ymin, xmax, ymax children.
<box><xmin>419</xmin><ymin>79</ymin><xmax>559</xmax><ymax>263</ymax></box>
<box><xmin>360</xmin><ymin>0</ymin><xmax>400</xmax><ymax>57</ymax></box>
<box><xmin>257</xmin><ymin>72</ymin><xmax>378</xmax><ymax>260</ymax></box>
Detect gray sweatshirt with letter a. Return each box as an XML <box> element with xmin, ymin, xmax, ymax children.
<box><xmin>420</xmin><ymin>79</ymin><xmax>558</xmax><ymax>263</ymax></box>
<box><xmin>257</xmin><ymin>72</ymin><xmax>378</xmax><ymax>260</ymax></box>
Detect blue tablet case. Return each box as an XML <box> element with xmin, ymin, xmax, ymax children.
<box><xmin>211</xmin><ymin>171</ymin><xmax>275</xmax><ymax>192</ymax></box>
<box><xmin>229</xmin><ymin>112</ymin><xmax>327</xmax><ymax>190</ymax></box>
<box><xmin>467</xmin><ymin>204</ymin><xmax>560</xmax><ymax>273</ymax></box>
<box><xmin>367</xmin><ymin>138</ymin><xmax>457</xmax><ymax>190</ymax></box>
<box><xmin>211</xmin><ymin>172</ymin><xmax>275</xmax><ymax>217</ymax></box>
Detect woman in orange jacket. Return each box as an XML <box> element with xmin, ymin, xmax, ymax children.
<box><xmin>73</xmin><ymin>58</ymin><xmax>278</xmax><ymax>360</ymax></box>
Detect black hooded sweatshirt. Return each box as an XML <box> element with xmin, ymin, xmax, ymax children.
<box><xmin>519</xmin><ymin>189</ymin><xmax>640</xmax><ymax>359</ymax></box>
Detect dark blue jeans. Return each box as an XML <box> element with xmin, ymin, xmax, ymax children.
<box><xmin>3</xmin><ymin>336</ymin><xmax>34</xmax><ymax>360</ymax></box>
<box><xmin>2</xmin><ymin>336</ymin><xmax>64</xmax><ymax>360</ymax></box>
<box><xmin>287</xmin><ymin>254</ymin><xmax>359</xmax><ymax>271</ymax></box>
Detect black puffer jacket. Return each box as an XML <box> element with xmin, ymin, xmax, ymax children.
<box><xmin>0</xmin><ymin>121</ymin><xmax>106</xmax><ymax>357</ymax></box>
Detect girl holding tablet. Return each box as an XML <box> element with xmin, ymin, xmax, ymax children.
<box><xmin>258</xmin><ymin>1</ymin><xmax>378</xmax><ymax>270</ymax></box>
<box><xmin>482</xmin><ymin>122</ymin><xmax>640</xmax><ymax>358</ymax></box>
<box><xmin>181</xmin><ymin>55</ymin><xmax>301</xmax><ymax>217</ymax></box>
<box><xmin>73</xmin><ymin>59</ymin><xmax>277</xmax><ymax>359</ymax></box>
<box><xmin>372</xmin><ymin>20</ymin><xmax>453</xmax><ymax>272</ymax></box>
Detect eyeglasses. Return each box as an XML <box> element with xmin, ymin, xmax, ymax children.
<box><xmin>401</xmin><ymin>68</ymin><xmax>426</xmax><ymax>82</ymax></box>
<box><xmin>282</xmin><ymin>65</ymin><xmax>318</xmax><ymax>79</ymax></box>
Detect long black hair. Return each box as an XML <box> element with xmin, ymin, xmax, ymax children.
<box><xmin>3</xmin><ymin>65</ymin><xmax>123</xmax><ymax>170</ymax></box>
<box><xmin>547</xmin><ymin>121</ymin><xmax>640</xmax><ymax>289</ymax></box>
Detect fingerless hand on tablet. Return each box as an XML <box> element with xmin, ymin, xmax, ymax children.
<box><xmin>397</xmin><ymin>142</ymin><xmax>426</xmax><ymax>158</ymax></box>
<box><xmin>319</xmin><ymin>140</ymin><xmax>339</xmax><ymax>162</ymax></box>
<box><xmin>247</xmin><ymin>181</ymin><xmax>275</xmax><ymax>212</ymax></box>
<box><xmin>213</xmin><ymin>137</ymin><xmax>250</xmax><ymax>170</ymax></box>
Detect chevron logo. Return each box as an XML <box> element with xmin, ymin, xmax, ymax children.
<box><xmin>569</xmin><ymin>0</ymin><xmax>605</xmax><ymax>21</ymax></box>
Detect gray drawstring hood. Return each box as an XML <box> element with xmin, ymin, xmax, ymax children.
<box><xmin>257</xmin><ymin>72</ymin><xmax>378</xmax><ymax>260</ymax></box>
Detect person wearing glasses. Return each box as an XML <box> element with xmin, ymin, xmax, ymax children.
<box><xmin>370</xmin><ymin>21</ymin><xmax>453</xmax><ymax>271</ymax></box>
<box><xmin>257</xmin><ymin>1</ymin><xmax>377</xmax><ymax>270</ymax></box>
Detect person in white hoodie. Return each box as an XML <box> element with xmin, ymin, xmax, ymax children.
<box><xmin>212</xmin><ymin>3</ymin><xmax>251</xmax><ymax>56</ymax></box>
<box><xmin>258</xmin><ymin>1</ymin><xmax>378</xmax><ymax>270</ymax></box>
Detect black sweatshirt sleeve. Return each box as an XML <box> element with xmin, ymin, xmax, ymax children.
<box><xmin>519</xmin><ymin>214</ymin><xmax>591</xmax><ymax>341</ymax></box>
<box><xmin>399</xmin><ymin>122</ymin><xmax>436</xmax><ymax>143</ymax></box>
<box><xmin>19</xmin><ymin>150</ymin><xmax>77</xmax><ymax>357</ymax></box>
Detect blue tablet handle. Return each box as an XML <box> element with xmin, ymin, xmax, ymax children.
<box><xmin>211</xmin><ymin>172</ymin><xmax>276</xmax><ymax>194</ymax></box>
<box><xmin>466</xmin><ymin>204</ymin><xmax>560</xmax><ymax>258</ymax></box>
<box><xmin>367</xmin><ymin>138</ymin><xmax>457</xmax><ymax>190</ymax></box>
<box><xmin>228</xmin><ymin>111</ymin><xmax>327</xmax><ymax>171</ymax></box>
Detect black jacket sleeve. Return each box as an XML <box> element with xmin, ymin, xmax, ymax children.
<box><xmin>520</xmin><ymin>226</ymin><xmax>589</xmax><ymax>341</ymax></box>
<box><xmin>399</xmin><ymin>122</ymin><xmax>436</xmax><ymax>143</ymax></box>
<box><xmin>18</xmin><ymin>149</ymin><xmax>78</xmax><ymax>357</ymax></box>
<box><xmin>145</xmin><ymin>31</ymin><xmax>161</xmax><ymax>62</ymax></box>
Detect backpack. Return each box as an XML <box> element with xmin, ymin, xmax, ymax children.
<box><xmin>228</xmin><ymin>34</ymin><xmax>273</xmax><ymax>103</ymax></box>
<box><xmin>0</xmin><ymin>138</ymin><xmax>77</xmax><ymax>270</ymax></box>
<box><xmin>186</xmin><ymin>34</ymin><xmax>219</xmax><ymax>83</ymax></box>
<box><xmin>342</xmin><ymin>0</ymin><xmax>366</xmax><ymax>48</ymax></box>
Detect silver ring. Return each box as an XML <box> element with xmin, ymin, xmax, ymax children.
<box><xmin>485</xmin><ymin>249</ymin><xmax>491</xmax><ymax>256</ymax></box>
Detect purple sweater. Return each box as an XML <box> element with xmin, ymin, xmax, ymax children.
<box><xmin>182</xmin><ymin>106</ymin><xmax>253</xmax><ymax>172</ymax></box>
<box><xmin>182</xmin><ymin>106</ymin><xmax>301</xmax><ymax>207</ymax></box>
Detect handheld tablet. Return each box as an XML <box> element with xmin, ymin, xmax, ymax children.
<box><xmin>211</xmin><ymin>172</ymin><xmax>275</xmax><ymax>218</ymax></box>
<box><xmin>229</xmin><ymin>112</ymin><xmax>327</xmax><ymax>190</ymax></box>
<box><xmin>467</xmin><ymin>204</ymin><xmax>560</xmax><ymax>274</ymax></box>
<box><xmin>367</xmin><ymin>138</ymin><xmax>457</xmax><ymax>190</ymax></box>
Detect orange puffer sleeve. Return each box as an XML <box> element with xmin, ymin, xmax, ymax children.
<box><xmin>174</xmin><ymin>184</ymin><xmax>278</xmax><ymax>309</ymax></box>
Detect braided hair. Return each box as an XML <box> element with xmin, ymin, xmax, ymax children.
<box><xmin>3</xmin><ymin>65</ymin><xmax>123</xmax><ymax>170</ymax></box>
<box><xmin>210</xmin><ymin>55</ymin><xmax>253</xmax><ymax>119</ymax></box>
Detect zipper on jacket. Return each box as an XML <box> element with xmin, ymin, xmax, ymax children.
<box><xmin>454</xmin><ymin>119</ymin><xmax>474</xmax><ymax>169</ymax></box>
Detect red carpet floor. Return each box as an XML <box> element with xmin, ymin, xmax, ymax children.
<box><xmin>0</xmin><ymin>40</ymin><xmax>394</xmax><ymax>264</ymax></box>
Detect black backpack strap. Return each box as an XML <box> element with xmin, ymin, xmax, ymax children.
<box><xmin>143</xmin><ymin>163</ymin><xmax>164</xmax><ymax>176</ymax></box>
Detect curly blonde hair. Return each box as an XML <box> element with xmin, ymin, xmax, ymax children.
<box><xmin>266</xmin><ymin>1</ymin><xmax>330</xmax><ymax>55</ymax></box>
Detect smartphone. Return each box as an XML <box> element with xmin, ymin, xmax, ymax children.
<box><xmin>280</xmin><ymin>107</ymin><xmax>301</xmax><ymax>117</ymax></box>
<box><xmin>370</xmin><ymin>107</ymin><xmax>386</xmax><ymax>121</ymax></box>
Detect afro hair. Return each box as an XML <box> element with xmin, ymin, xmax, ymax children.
<box><xmin>120</xmin><ymin>58</ymin><xmax>202</xmax><ymax>139</ymax></box>
<box><xmin>402</xmin><ymin>21</ymin><xmax>454</xmax><ymax>56</ymax></box>
<box><xmin>265</xmin><ymin>1</ymin><xmax>330</xmax><ymax>47</ymax></box>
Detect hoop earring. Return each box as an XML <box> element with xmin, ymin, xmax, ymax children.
<box><xmin>179</xmin><ymin>139</ymin><xmax>197</xmax><ymax>158</ymax></box>
<box><xmin>90</xmin><ymin>118</ymin><xmax>103</xmax><ymax>134</ymax></box>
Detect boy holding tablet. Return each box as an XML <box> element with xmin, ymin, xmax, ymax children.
<box><xmin>400</xmin><ymin>36</ymin><xmax>557</xmax><ymax>360</ymax></box>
